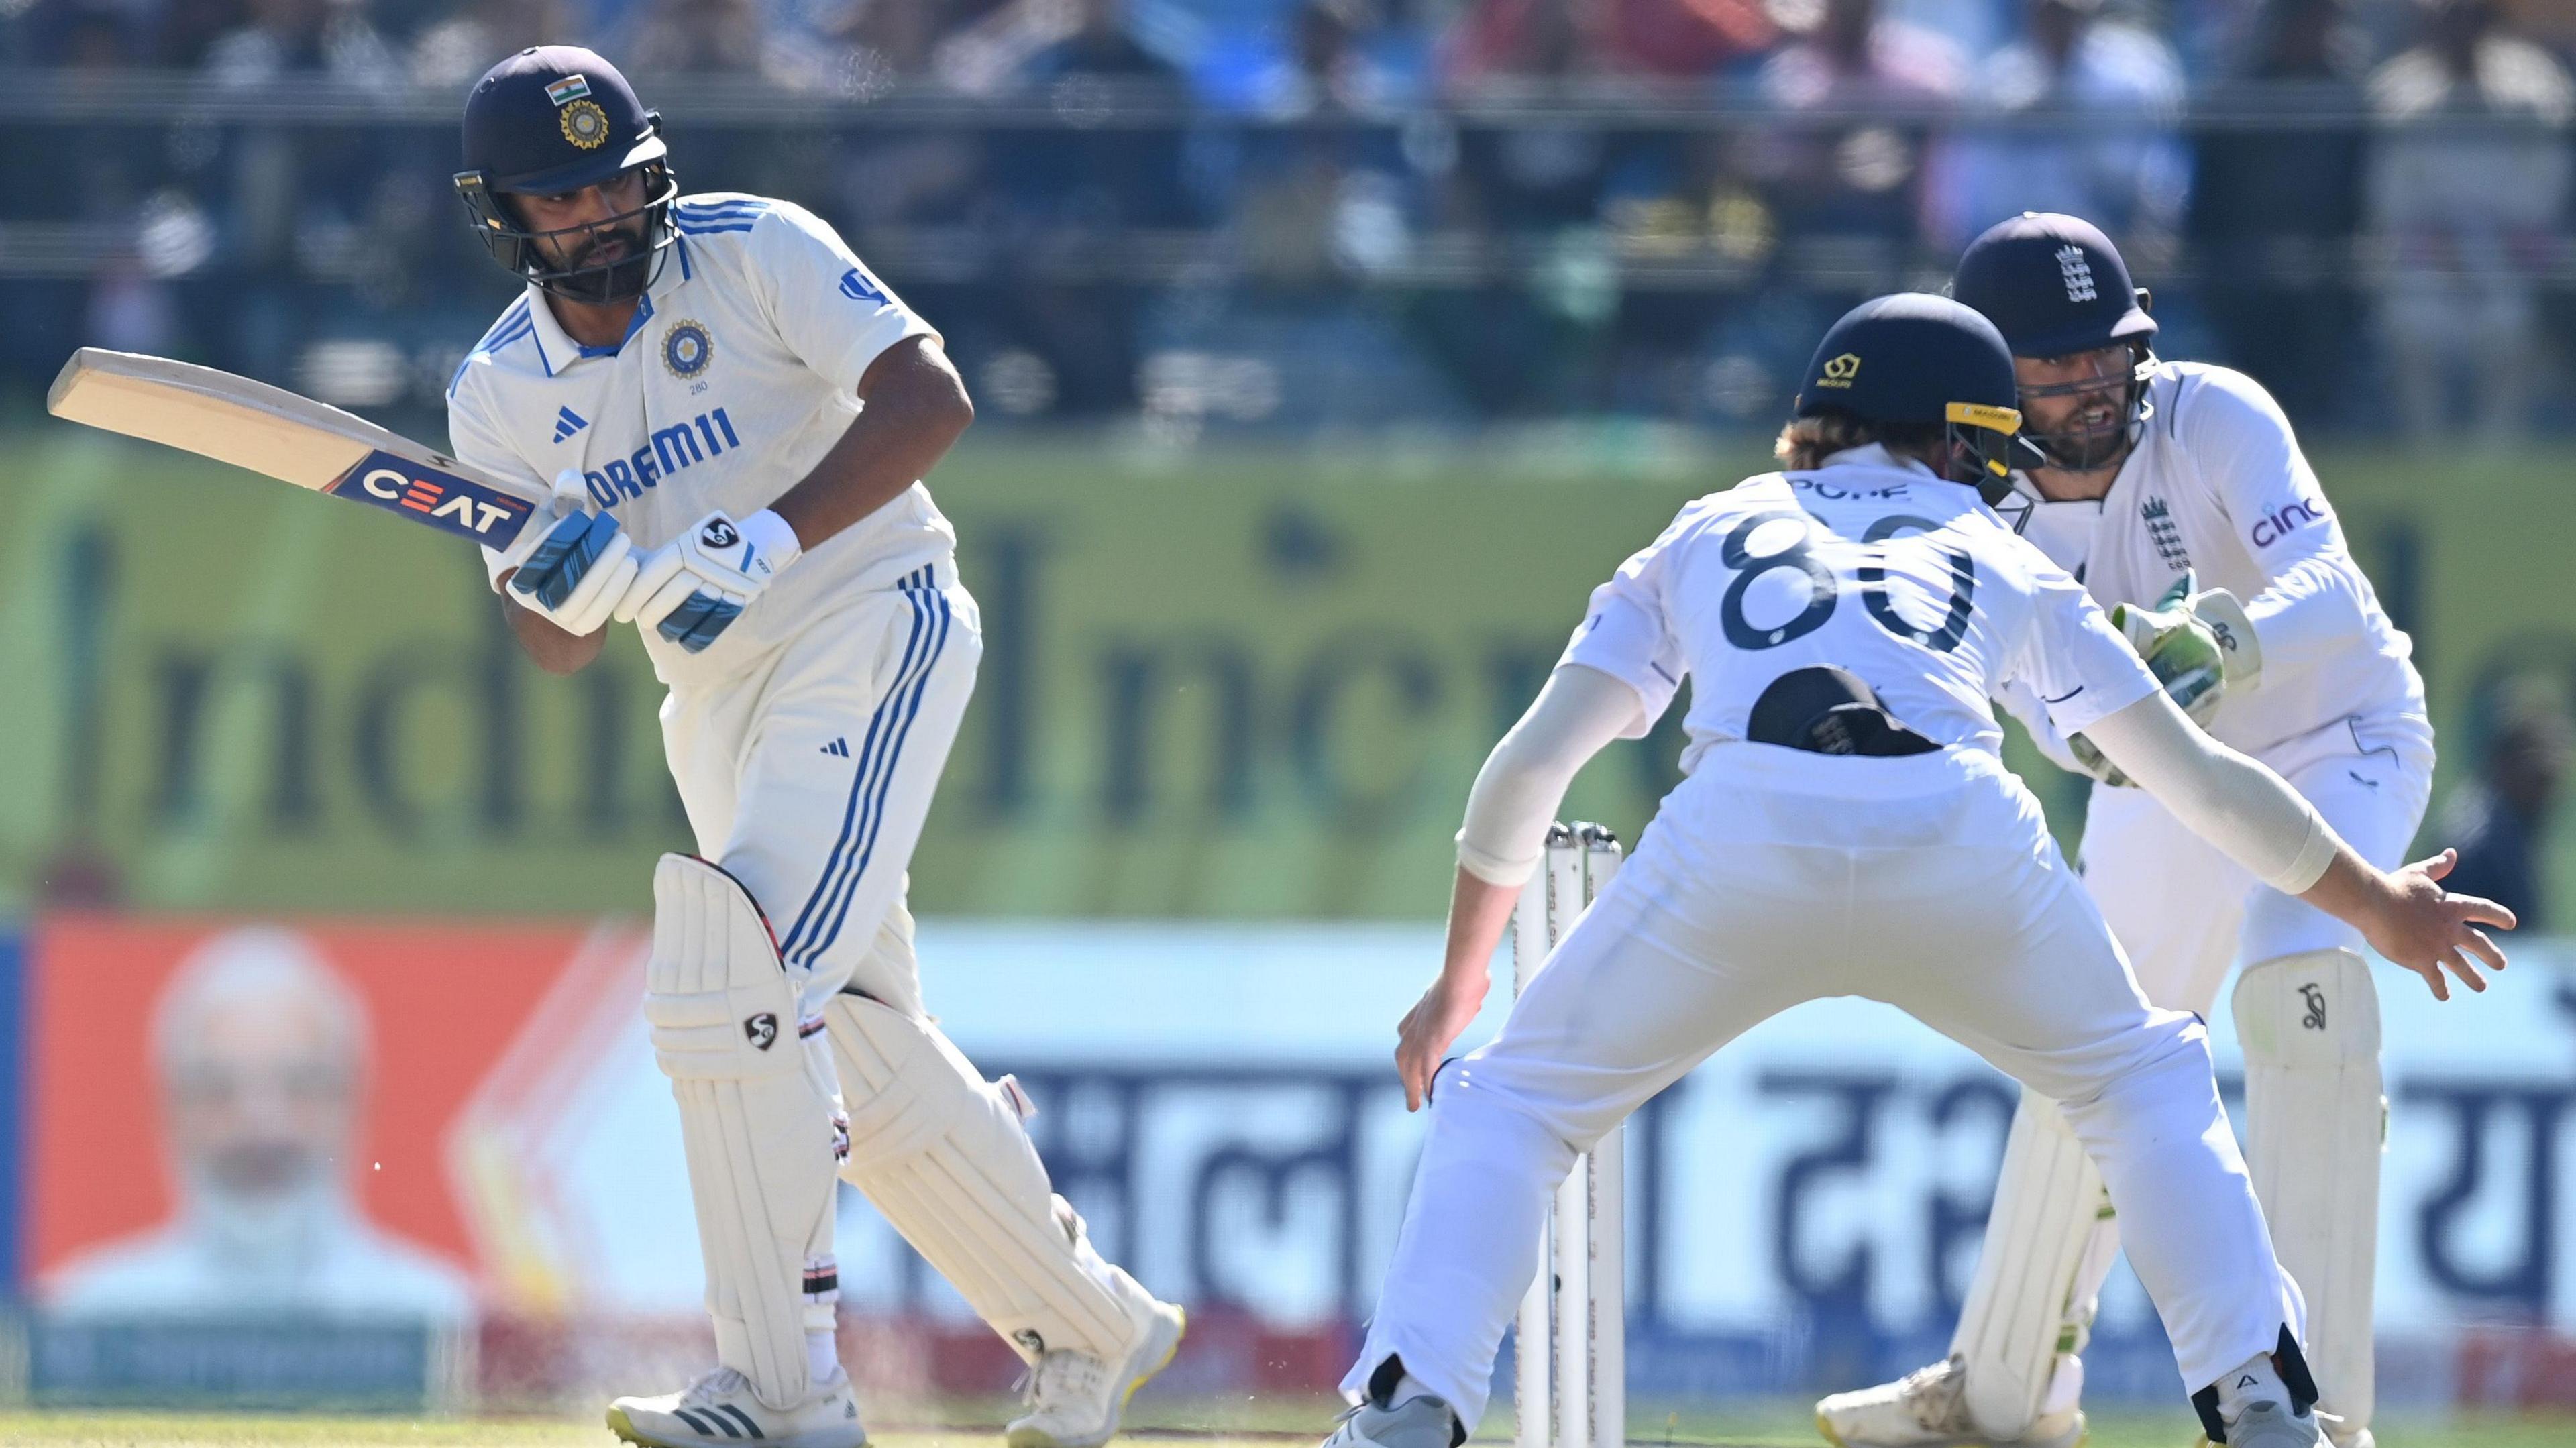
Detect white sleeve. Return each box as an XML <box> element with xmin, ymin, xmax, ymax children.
<box><xmin>745</xmin><ymin>202</ymin><xmax>941</xmax><ymax>396</ymax></box>
<box><xmin>1556</xmin><ymin>502</ymin><xmax>1702</xmax><ymax>738</ymax></box>
<box><xmin>2080</xmin><ymin>689</ymin><xmax>2343</xmax><ymax>893</ymax></box>
<box><xmin>448</xmin><ymin>378</ymin><xmax>553</xmax><ymax>591</ymax></box>
<box><xmin>2003</xmin><ymin>550</ymin><xmax>2160</xmax><ymax>739</ymax></box>
<box><xmin>2183</xmin><ymin>369</ymin><xmax>2377</xmax><ymax>671</ymax></box>
<box><xmin>1993</xmin><ymin>676</ymin><xmax>2088</xmax><ymax>775</ymax></box>
<box><xmin>1456</xmin><ymin>665</ymin><xmax>1644</xmax><ymax>887</ymax></box>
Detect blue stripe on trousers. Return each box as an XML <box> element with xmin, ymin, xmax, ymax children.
<box><xmin>796</xmin><ymin>584</ymin><xmax>953</xmax><ymax>966</ymax></box>
<box><xmin>779</xmin><ymin>567</ymin><xmax>934</xmax><ymax>962</ymax></box>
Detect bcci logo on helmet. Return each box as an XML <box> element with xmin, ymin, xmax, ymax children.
<box><xmin>558</xmin><ymin>98</ymin><xmax>611</xmax><ymax>150</ymax></box>
<box><xmin>1816</xmin><ymin>353</ymin><xmax>1862</xmax><ymax>389</ymax></box>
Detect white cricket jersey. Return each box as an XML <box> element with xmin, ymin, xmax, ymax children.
<box><xmin>446</xmin><ymin>192</ymin><xmax>949</xmax><ymax>689</ymax></box>
<box><xmin>1992</xmin><ymin>361</ymin><xmax>2426</xmax><ymax>755</ymax></box>
<box><xmin>1562</xmin><ymin>445</ymin><xmax>2159</xmax><ymax>777</ymax></box>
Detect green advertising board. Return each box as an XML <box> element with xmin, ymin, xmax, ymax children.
<box><xmin>0</xmin><ymin>433</ymin><xmax>2566</xmax><ymax>920</ymax></box>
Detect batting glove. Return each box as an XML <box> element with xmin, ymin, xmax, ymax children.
<box><xmin>502</xmin><ymin>472</ymin><xmax>639</xmax><ymax>638</ymax></box>
<box><xmin>616</xmin><ymin>508</ymin><xmax>804</xmax><ymax>653</ymax></box>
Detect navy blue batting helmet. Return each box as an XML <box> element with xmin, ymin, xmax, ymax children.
<box><xmin>453</xmin><ymin>46</ymin><xmax>677</xmax><ymax>304</ymax></box>
<box><xmin>1794</xmin><ymin>293</ymin><xmax>2041</xmax><ymax>500</ymax></box>
<box><xmin>1951</xmin><ymin>212</ymin><xmax>2159</xmax><ymax>470</ymax></box>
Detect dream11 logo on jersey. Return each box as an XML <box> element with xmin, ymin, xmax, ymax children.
<box><xmin>2250</xmin><ymin>494</ymin><xmax>2328</xmax><ymax>549</ymax></box>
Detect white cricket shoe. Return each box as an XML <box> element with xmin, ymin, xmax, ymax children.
<box><xmin>2218</xmin><ymin>1400</ymin><xmax>2327</xmax><ymax>1448</ymax></box>
<box><xmin>2190</xmin><ymin>1406</ymin><xmax>2351</xmax><ymax>1448</ymax></box>
<box><xmin>1004</xmin><ymin>1300</ymin><xmax>1187</xmax><ymax>1448</ymax></box>
<box><xmin>608</xmin><ymin>1365</ymin><xmax>867</xmax><ymax>1448</ymax></box>
<box><xmin>1320</xmin><ymin>1389</ymin><xmax>1464</xmax><ymax>1448</ymax></box>
<box><xmin>1815</xmin><ymin>1355</ymin><xmax>2086</xmax><ymax>1448</ymax></box>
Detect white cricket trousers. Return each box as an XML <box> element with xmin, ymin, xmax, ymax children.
<box><xmin>1345</xmin><ymin>744</ymin><xmax>2300</xmax><ymax>1428</ymax></box>
<box><xmin>661</xmin><ymin>561</ymin><xmax>981</xmax><ymax>1019</ymax></box>
<box><xmin>2084</xmin><ymin>712</ymin><xmax>2433</xmax><ymax>1011</ymax></box>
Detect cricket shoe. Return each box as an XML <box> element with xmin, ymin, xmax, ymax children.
<box><xmin>1320</xmin><ymin>1388</ymin><xmax>1466</xmax><ymax>1448</ymax></box>
<box><xmin>1816</xmin><ymin>1355</ymin><xmax>2086</xmax><ymax>1448</ymax></box>
<box><xmin>608</xmin><ymin>1364</ymin><xmax>867</xmax><ymax>1448</ymax></box>
<box><xmin>1004</xmin><ymin>1299</ymin><xmax>1188</xmax><ymax>1448</ymax></box>
<box><xmin>2190</xmin><ymin>1410</ymin><xmax>2356</xmax><ymax>1448</ymax></box>
<box><xmin>2214</xmin><ymin>1400</ymin><xmax>2328</xmax><ymax>1448</ymax></box>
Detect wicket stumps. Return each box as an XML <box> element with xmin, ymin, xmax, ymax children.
<box><xmin>1511</xmin><ymin>822</ymin><xmax>1625</xmax><ymax>1448</ymax></box>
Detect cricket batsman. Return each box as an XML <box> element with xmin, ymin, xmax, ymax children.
<box><xmin>1817</xmin><ymin>214</ymin><xmax>2429</xmax><ymax>1448</ymax></box>
<box><xmin>443</xmin><ymin>46</ymin><xmax>1183</xmax><ymax>1448</ymax></box>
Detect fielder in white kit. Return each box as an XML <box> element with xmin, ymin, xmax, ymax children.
<box><xmin>442</xmin><ymin>47</ymin><xmax>1181</xmax><ymax>1448</ymax></box>
<box><xmin>1818</xmin><ymin>215</ymin><xmax>2429</xmax><ymax>1448</ymax></box>
<box><xmin>1320</xmin><ymin>296</ymin><xmax>2509</xmax><ymax>1448</ymax></box>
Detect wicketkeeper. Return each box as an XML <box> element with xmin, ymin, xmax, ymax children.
<box><xmin>1819</xmin><ymin>213</ymin><xmax>2432</xmax><ymax>1448</ymax></box>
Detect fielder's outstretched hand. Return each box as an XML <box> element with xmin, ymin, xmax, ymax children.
<box><xmin>2356</xmin><ymin>849</ymin><xmax>2514</xmax><ymax>1001</ymax></box>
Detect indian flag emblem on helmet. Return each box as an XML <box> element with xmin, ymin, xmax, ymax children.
<box><xmin>559</xmin><ymin>98</ymin><xmax>611</xmax><ymax>150</ymax></box>
<box><xmin>663</xmin><ymin>321</ymin><xmax>714</xmax><ymax>378</ymax></box>
<box><xmin>545</xmin><ymin>74</ymin><xmax>592</xmax><ymax>107</ymax></box>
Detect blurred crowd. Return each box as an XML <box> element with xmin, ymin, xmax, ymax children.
<box><xmin>1</xmin><ymin>0</ymin><xmax>2573</xmax><ymax>435</ymax></box>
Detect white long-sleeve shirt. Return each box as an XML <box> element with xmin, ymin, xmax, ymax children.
<box><xmin>1992</xmin><ymin>361</ymin><xmax>2426</xmax><ymax>762</ymax></box>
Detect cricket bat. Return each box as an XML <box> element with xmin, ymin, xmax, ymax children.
<box><xmin>47</xmin><ymin>347</ymin><xmax>549</xmax><ymax>551</ymax></box>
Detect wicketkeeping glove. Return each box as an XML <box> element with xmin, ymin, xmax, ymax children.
<box><xmin>616</xmin><ymin>508</ymin><xmax>804</xmax><ymax>653</ymax></box>
<box><xmin>502</xmin><ymin>471</ymin><xmax>639</xmax><ymax>638</ymax></box>
<box><xmin>2069</xmin><ymin>571</ymin><xmax>2234</xmax><ymax>787</ymax></box>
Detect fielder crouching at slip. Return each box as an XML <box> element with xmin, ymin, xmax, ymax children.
<box><xmin>1322</xmin><ymin>296</ymin><xmax>2510</xmax><ymax>1448</ymax></box>
<box><xmin>443</xmin><ymin>46</ymin><xmax>1181</xmax><ymax>1448</ymax></box>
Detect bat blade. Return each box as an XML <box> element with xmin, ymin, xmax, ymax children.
<box><xmin>47</xmin><ymin>347</ymin><xmax>548</xmax><ymax>550</ymax></box>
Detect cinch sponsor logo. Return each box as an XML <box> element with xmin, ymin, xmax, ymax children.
<box><xmin>2250</xmin><ymin>496</ymin><xmax>2327</xmax><ymax>549</ymax></box>
<box><xmin>329</xmin><ymin>449</ymin><xmax>535</xmax><ymax>546</ymax></box>
<box><xmin>582</xmin><ymin>406</ymin><xmax>742</xmax><ymax>507</ymax></box>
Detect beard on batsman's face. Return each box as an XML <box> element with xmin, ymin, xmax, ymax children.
<box><xmin>541</xmin><ymin>215</ymin><xmax>653</xmax><ymax>302</ymax></box>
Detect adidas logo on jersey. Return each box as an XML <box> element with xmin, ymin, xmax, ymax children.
<box><xmin>552</xmin><ymin>406</ymin><xmax>588</xmax><ymax>443</ymax></box>
<box><xmin>821</xmin><ymin>737</ymin><xmax>850</xmax><ymax>758</ymax></box>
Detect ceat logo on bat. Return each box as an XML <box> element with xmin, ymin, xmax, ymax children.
<box><xmin>329</xmin><ymin>450</ymin><xmax>535</xmax><ymax>547</ymax></box>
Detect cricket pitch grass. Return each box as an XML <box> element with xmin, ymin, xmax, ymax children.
<box><xmin>2</xmin><ymin>1401</ymin><xmax>2571</xmax><ymax>1448</ymax></box>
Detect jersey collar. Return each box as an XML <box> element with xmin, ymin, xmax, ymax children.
<box><xmin>1819</xmin><ymin>442</ymin><xmax>1937</xmax><ymax>480</ymax></box>
<box><xmin>521</xmin><ymin>248</ymin><xmax>696</xmax><ymax>372</ymax></box>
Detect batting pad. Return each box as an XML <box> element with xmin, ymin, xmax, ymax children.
<box><xmin>2235</xmin><ymin>949</ymin><xmax>2381</xmax><ymax>1438</ymax></box>
<box><xmin>826</xmin><ymin>991</ymin><xmax>1152</xmax><ymax>1363</ymax></box>
<box><xmin>1953</xmin><ymin>1087</ymin><xmax>2116</xmax><ymax>1440</ymax></box>
<box><xmin>645</xmin><ymin>854</ymin><xmax>845</xmax><ymax>1410</ymax></box>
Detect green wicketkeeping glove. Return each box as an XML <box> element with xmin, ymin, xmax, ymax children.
<box><xmin>2069</xmin><ymin>571</ymin><xmax>2239</xmax><ymax>787</ymax></box>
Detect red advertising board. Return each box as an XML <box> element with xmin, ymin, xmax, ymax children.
<box><xmin>25</xmin><ymin>916</ymin><xmax>632</xmax><ymax>1315</ymax></box>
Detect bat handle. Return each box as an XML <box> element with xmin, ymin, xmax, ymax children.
<box><xmin>550</xmin><ymin>468</ymin><xmax>596</xmax><ymax>516</ymax></box>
